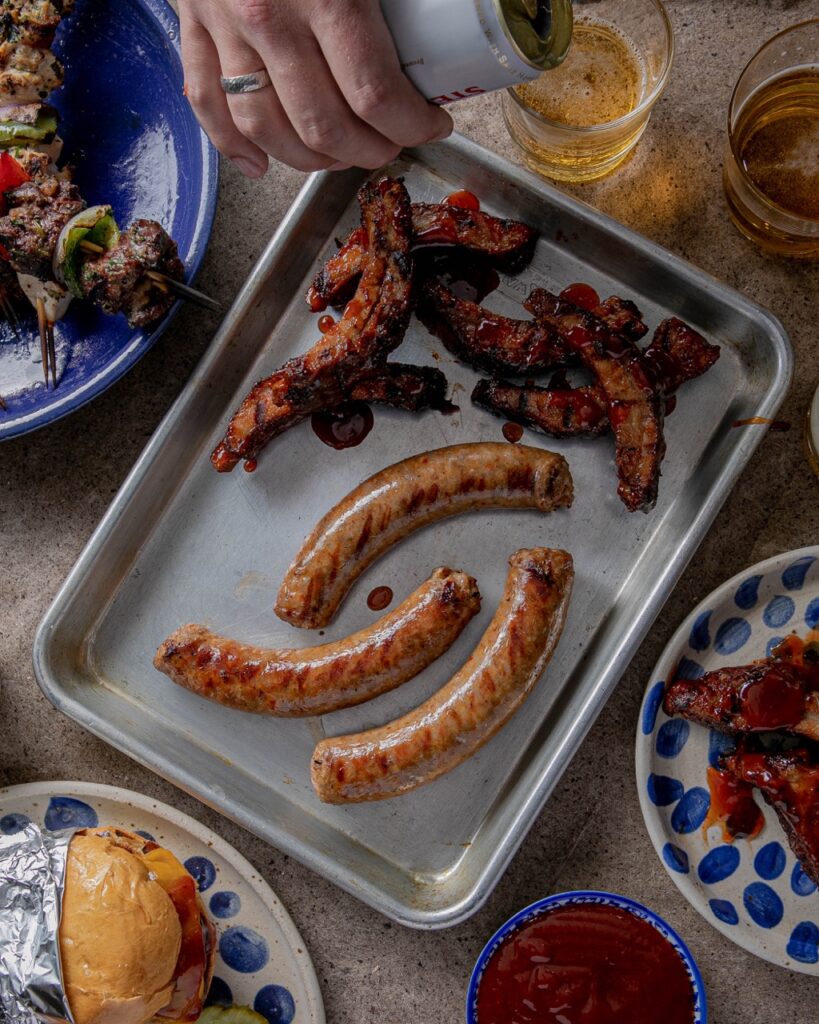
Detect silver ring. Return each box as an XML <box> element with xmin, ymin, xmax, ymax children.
<box><xmin>220</xmin><ymin>69</ymin><xmax>272</xmax><ymax>94</ymax></box>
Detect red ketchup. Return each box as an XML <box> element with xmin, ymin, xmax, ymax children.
<box><xmin>704</xmin><ymin>765</ymin><xmax>765</xmax><ymax>841</ymax></box>
<box><xmin>311</xmin><ymin>402</ymin><xmax>374</xmax><ymax>449</ymax></box>
<box><xmin>367</xmin><ymin>586</ymin><xmax>394</xmax><ymax>611</ymax></box>
<box><xmin>444</xmin><ymin>189</ymin><xmax>480</xmax><ymax>211</ymax></box>
<box><xmin>559</xmin><ymin>282</ymin><xmax>601</xmax><ymax>311</ymax></box>
<box><xmin>476</xmin><ymin>903</ymin><xmax>696</xmax><ymax>1024</ymax></box>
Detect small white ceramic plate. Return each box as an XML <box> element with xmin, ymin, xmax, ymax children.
<box><xmin>0</xmin><ymin>781</ymin><xmax>324</xmax><ymax>1023</ymax></box>
<box><xmin>636</xmin><ymin>547</ymin><xmax>819</xmax><ymax>973</ymax></box>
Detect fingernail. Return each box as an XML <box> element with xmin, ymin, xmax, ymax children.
<box><xmin>231</xmin><ymin>156</ymin><xmax>267</xmax><ymax>179</ymax></box>
<box><xmin>329</xmin><ymin>162</ymin><xmax>352</xmax><ymax>171</ymax></box>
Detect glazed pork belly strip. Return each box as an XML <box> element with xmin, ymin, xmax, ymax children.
<box><xmin>155</xmin><ymin>568</ymin><xmax>481</xmax><ymax>717</ymax></box>
<box><xmin>416</xmin><ymin>279</ymin><xmax>649</xmax><ymax>376</ymax></box>
<box><xmin>663</xmin><ymin>659</ymin><xmax>819</xmax><ymax>741</ymax></box>
<box><xmin>525</xmin><ymin>288</ymin><xmax>665</xmax><ymax>513</ymax></box>
<box><xmin>350</xmin><ymin>362</ymin><xmax>449</xmax><ymax>412</ymax></box>
<box><xmin>212</xmin><ymin>177</ymin><xmax>414</xmax><ymax>472</ymax></box>
<box><xmin>311</xmin><ymin>547</ymin><xmax>574</xmax><ymax>803</ymax></box>
<box><xmin>472</xmin><ymin>318</ymin><xmax>720</xmax><ymax>440</ymax></box>
<box><xmin>308</xmin><ymin>203</ymin><xmax>538</xmax><ymax>310</ymax></box>
<box><xmin>276</xmin><ymin>442</ymin><xmax>573</xmax><ymax>630</ymax></box>
<box><xmin>723</xmin><ymin>747</ymin><xmax>819</xmax><ymax>885</ymax></box>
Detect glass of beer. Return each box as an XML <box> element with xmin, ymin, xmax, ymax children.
<box><xmin>723</xmin><ymin>20</ymin><xmax>819</xmax><ymax>259</ymax></box>
<box><xmin>501</xmin><ymin>0</ymin><xmax>674</xmax><ymax>182</ymax></box>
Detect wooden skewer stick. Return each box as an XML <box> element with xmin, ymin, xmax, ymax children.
<box><xmin>47</xmin><ymin>320</ymin><xmax>57</xmax><ymax>383</ymax></box>
<box><xmin>78</xmin><ymin>240</ymin><xmax>222</xmax><ymax>313</ymax></box>
<box><xmin>35</xmin><ymin>296</ymin><xmax>50</xmax><ymax>387</ymax></box>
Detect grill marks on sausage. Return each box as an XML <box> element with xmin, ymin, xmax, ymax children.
<box><xmin>154</xmin><ymin>568</ymin><xmax>481</xmax><ymax>718</ymax></box>
<box><xmin>310</xmin><ymin>548</ymin><xmax>574</xmax><ymax>803</ymax></box>
<box><xmin>275</xmin><ymin>443</ymin><xmax>573</xmax><ymax>630</ymax></box>
<box><xmin>211</xmin><ymin>178</ymin><xmax>415</xmax><ymax>471</ymax></box>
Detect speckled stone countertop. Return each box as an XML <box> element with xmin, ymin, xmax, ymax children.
<box><xmin>1</xmin><ymin>2</ymin><xmax>817</xmax><ymax>1021</ymax></box>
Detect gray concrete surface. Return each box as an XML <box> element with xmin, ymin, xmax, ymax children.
<box><xmin>2</xmin><ymin>1</ymin><xmax>818</xmax><ymax>1020</ymax></box>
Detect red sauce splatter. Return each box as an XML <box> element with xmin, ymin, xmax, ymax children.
<box><xmin>560</xmin><ymin>282</ymin><xmax>601</xmax><ymax>311</ymax></box>
<box><xmin>243</xmin><ymin>459</ymin><xmax>258</xmax><ymax>473</ymax></box>
<box><xmin>476</xmin><ymin>903</ymin><xmax>697</xmax><ymax>1024</ymax></box>
<box><xmin>311</xmin><ymin>402</ymin><xmax>374</xmax><ymax>449</ymax></box>
<box><xmin>367</xmin><ymin>586</ymin><xmax>393</xmax><ymax>611</ymax></box>
<box><xmin>444</xmin><ymin>189</ymin><xmax>480</xmax><ymax>211</ymax></box>
<box><xmin>704</xmin><ymin>765</ymin><xmax>765</xmax><ymax>841</ymax></box>
<box><xmin>318</xmin><ymin>314</ymin><xmax>335</xmax><ymax>333</ymax></box>
<box><xmin>307</xmin><ymin>285</ymin><xmax>328</xmax><ymax>313</ymax></box>
<box><xmin>502</xmin><ymin>422</ymin><xmax>524</xmax><ymax>443</ymax></box>
<box><xmin>740</xmin><ymin>664</ymin><xmax>809</xmax><ymax>730</ymax></box>
<box><xmin>665</xmin><ymin>394</ymin><xmax>678</xmax><ymax>416</ymax></box>
<box><xmin>732</xmin><ymin>417</ymin><xmax>791</xmax><ymax>431</ymax></box>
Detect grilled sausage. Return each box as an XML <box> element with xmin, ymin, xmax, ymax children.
<box><xmin>276</xmin><ymin>443</ymin><xmax>574</xmax><ymax>630</ymax></box>
<box><xmin>311</xmin><ymin>547</ymin><xmax>574</xmax><ymax>803</ymax></box>
<box><xmin>154</xmin><ymin>569</ymin><xmax>481</xmax><ymax>717</ymax></box>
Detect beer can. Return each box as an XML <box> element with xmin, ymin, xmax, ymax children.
<box><xmin>381</xmin><ymin>0</ymin><xmax>574</xmax><ymax>106</ymax></box>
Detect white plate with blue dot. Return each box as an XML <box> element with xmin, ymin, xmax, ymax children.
<box><xmin>0</xmin><ymin>781</ymin><xmax>325</xmax><ymax>1023</ymax></box>
<box><xmin>636</xmin><ymin>546</ymin><xmax>819</xmax><ymax>973</ymax></box>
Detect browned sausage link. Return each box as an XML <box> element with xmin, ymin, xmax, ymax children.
<box><xmin>154</xmin><ymin>569</ymin><xmax>481</xmax><ymax>717</ymax></box>
<box><xmin>276</xmin><ymin>443</ymin><xmax>574</xmax><ymax>630</ymax></box>
<box><xmin>311</xmin><ymin>548</ymin><xmax>574</xmax><ymax>803</ymax></box>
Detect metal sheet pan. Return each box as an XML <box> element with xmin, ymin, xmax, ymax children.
<box><xmin>33</xmin><ymin>135</ymin><xmax>793</xmax><ymax>928</ymax></box>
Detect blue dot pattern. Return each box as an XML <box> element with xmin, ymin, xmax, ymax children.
<box><xmin>662</xmin><ymin>843</ymin><xmax>689</xmax><ymax>874</ymax></box>
<box><xmin>735</xmin><ymin>575</ymin><xmax>762</xmax><ymax>609</ymax></box>
<box><xmin>210</xmin><ymin>891</ymin><xmax>242</xmax><ymax>919</ymax></box>
<box><xmin>44</xmin><ymin>797</ymin><xmax>98</xmax><ymax>832</ymax></box>
<box><xmin>714</xmin><ymin>617</ymin><xmax>752</xmax><ymax>655</ymax></box>
<box><xmin>788</xmin><ymin>923</ymin><xmax>819</xmax><ymax>964</ymax></box>
<box><xmin>806</xmin><ymin>597</ymin><xmax>819</xmax><ymax>629</ymax></box>
<box><xmin>763</xmin><ymin>595</ymin><xmax>795</xmax><ymax>629</ymax></box>
<box><xmin>766</xmin><ymin>635</ymin><xmax>785</xmax><ymax>657</ymax></box>
<box><xmin>656</xmin><ymin>719</ymin><xmax>690</xmax><ymax>758</ymax></box>
<box><xmin>135</xmin><ymin>829</ymin><xmax>155</xmax><ymax>842</ymax></box>
<box><xmin>219</xmin><ymin>926</ymin><xmax>270</xmax><ymax>974</ymax></box>
<box><xmin>698</xmin><ymin>846</ymin><xmax>740</xmax><ymax>885</ymax></box>
<box><xmin>708</xmin><ymin>730</ymin><xmax>736</xmax><ymax>768</ymax></box>
<box><xmin>744</xmin><ymin>882</ymin><xmax>784</xmax><ymax>929</ymax></box>
<box><xmin>671</xmin><ymin>788</ymin><xmax>710</xmax><ymax>834</ymax></box>
<box><xmin>689</xmin><ymin>611</ymin><xmax>712</xmax><ymax>652</ymax></box>
<box><xmin>709</xmin><ymin>899</ymin><xmax>739</xmax><ymax>926</ymax></box>
<box><xmin>755</xmin><ymin>842</ymin><xmax>787</xmax><ymax>881</ymax></box>
<box><xmin>642</xmin><ymin>681</ymin><xmax>666</xmax><ymax>735</ymax></box>
<box><xmin>184</xmin><ymin>856</ymin><xmax>216</xmax><ymax>892</ymax></box>
<box><xmin>255</xmin><ymin>985</ymin><xmax>296</xmax><ymax>1024</ymax></box>
<box><xmin>206</xmin><ymin>977</ymin><xmax>234</xmax><ymax>1007</ymax></box>
<box><xmin>782</xmin><ymin>557</ymin><xmax>815</xmax><ymax>591</ymax></box>
<box><xmin>647</xmin><ymin>774</ymin><xmax>684</xmax><ymax>806</ymax></box>
<box><xmin>676</xmin><ymin>657</ymin><xmax>704</xmax><ymax>680</ymax></box>
<box><xmin>791</xmin><ymin>862</ymin><xmax>818</xmax><ymax>898</ymax></box>
<box><xmin>0</xmin><ymin>813</ymin><xmax>30</xmax><ymax>835</ymax></box>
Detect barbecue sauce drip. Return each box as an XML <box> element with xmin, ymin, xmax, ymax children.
<box><xmin>476</xmin><ymin>903</ymin><xmax>696</xmax><ymax>1024</ymax></box>
<box><xmin>367</xmin><ymin>586</ymin><xmax>393</xmax><ymax>611</ymax></box>
<box><xmin>560</xmin><ymin>282</ymin><xmax>600</xmax><ymax>310</ymax></box>
<box><xmin>243</xmin><ymin>459</ymin><xmax>258</xmax><ymax>473</ymax></box>
<box><xmin>311</xmin><ymin>402</ymin><xmax>374</xmax><ymax>449</ymax></box>
<box><xmin>704</xmin><ymin>764</ymin><xmax>765</xmax><ymax>841</ymax></box>
<box><xmin>318</xmin><ymin>314</ymin><xmax>335</xmax><ymax>333</ymax></box>
<box><xmin>307</xmin><ymin>285</ymin><xmax>328</xmax><ymax>312</ymax></box>
<box><xmin>502</xmin><ymin>422</ymin><xmax>524</xmax><ymax>444</ymax></box>
<box><xmin>444</xmin><ymin>189</ymin><xmax>480</xmax><ymax>211</ymax></box>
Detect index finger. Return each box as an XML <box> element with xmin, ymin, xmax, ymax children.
<box><xmin>311</xmin><ymin>0</ymin><xmax>453</xmax><ymax>149</ymax></box>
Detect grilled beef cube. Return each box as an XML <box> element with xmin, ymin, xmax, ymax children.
<box><xmin>0</xmin><ymin>174</ymin><xmax>83</xmax><ymax>277</ymax></box>
<box><xmin>78</xmin><ymin>219</ymin><xmax>184</xmax><ymax>328</ymax></box>
<box><xmin>0</xmin><ymin>1</ymin><xmax>65</xmax><ymax>47</ymax></box>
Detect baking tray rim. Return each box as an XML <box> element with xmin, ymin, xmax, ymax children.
<box><xmin>33</xmin><ymin>133</ymin><xmax>794</xmax><ymax>928</ymax></box>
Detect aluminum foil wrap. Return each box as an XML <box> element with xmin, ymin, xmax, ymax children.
<box><xmin>0</xmin><ymin>824</ymin><xmax>74</xmax><ymax>1024</ymax></box>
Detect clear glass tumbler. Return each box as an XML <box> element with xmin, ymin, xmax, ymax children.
<box><xmin>502</xmin><ymin>0</ymin><xmax>674</xmax><ymax>183</ymax></box>
<box><xmin>723</xmin><ymin>20</ymin><xmax>819</xmax><ymax>259</ymax></box>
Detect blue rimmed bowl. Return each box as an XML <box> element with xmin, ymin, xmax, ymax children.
<box><xmin>466</xmin><ymin>890</ymin><xmax>706</xmax><ymax>1023</ymax></box>
<box><xmin>636</xmin><ymin>546</ymin><xmax>819</xmax><ymax>973</ymax></box>
<box><xmin>0</xmin><ymin>0</ymin><xmax>218</xmax><ymax>440</ymax></box>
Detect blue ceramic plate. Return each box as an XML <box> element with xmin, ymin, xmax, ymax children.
<box><xmin>636</xmin><ymin>547</ymin><xmax>819</xmax><ymax>973</ymax></box>
<box><xmin>0</xmin><ymin>0</ymin><xmax>218</xmax><ymax>440</ymax></box>
<box><xmin>0</xmin><ymin>781</ymin><xmax>324</xmax><ymax>1023</ymax></box>
<box><xmin>466</xmin><ymin>890</ymin><xmax>706</xmax><ymax>1022</ymax></box>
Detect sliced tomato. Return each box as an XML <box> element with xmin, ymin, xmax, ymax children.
<box><xmin>0</xmin><ymin>152</ymin><xmax>30</xmax><ymax>193</ymax></box>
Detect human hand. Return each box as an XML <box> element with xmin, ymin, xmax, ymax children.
<box><xmin>178</xmin><ymin>0</ymin><xmax>454</xmax><ymax>177</ymax></box>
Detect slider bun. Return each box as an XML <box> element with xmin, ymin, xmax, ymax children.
<box><xmin>59</xmin><ymin>829</ymin><xmax>183</xmax><ymax>1024</ymax></box>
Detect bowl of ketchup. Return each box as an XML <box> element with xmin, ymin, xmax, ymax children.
<box><xmin>466</xmin><ymin>890</ymin><xmax>706</xmax><ymax>1024</ymax></box>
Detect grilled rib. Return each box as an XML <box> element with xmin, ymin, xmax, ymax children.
<box><xmin>525</xmin><ymin>288</ymin><xmax>665</xmax><ymax>512</ymax></box>
<box><xmin>350</xmin><ymin>362</ymin><xmax>449</xmax><ymax>412</ymax></box>
<box><xmin>212</xmin><ymin>177</ymin><xmax>414</xmax><ymax>471</ymax></box>
<box><xmin>308</xmin><ymin>202</ymin><xmax>537</xmax><ymax>309</ymax></box>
